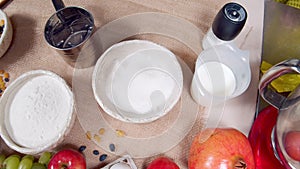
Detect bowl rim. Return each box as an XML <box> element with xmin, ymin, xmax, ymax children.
<box><xmin>92</xmin><ymin>40</ymin><xmax>183</xmax><ymax>123</ymax></box>
<box><xmin>0</xmin><ymin>9</ymin><xmax>9</xmax><ymax>45</ymax></box>
<box><xmin>0</xmin><ymin>70</ymin><xmax>75</xmax><ymax>154</ymax></box>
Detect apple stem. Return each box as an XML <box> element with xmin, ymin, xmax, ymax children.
<box><xmin>235</xmin><ymin>159</ymin><xmax>247</xmax><ymax>169</ymax></box>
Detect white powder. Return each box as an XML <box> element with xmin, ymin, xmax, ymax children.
<box><xmin>6</xmin><ymin>75</ymin><xmax>73</xmax><ymax>148</ymax></box>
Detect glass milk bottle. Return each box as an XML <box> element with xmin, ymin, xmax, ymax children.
<box><xmin>191</xmin><ymin>2</ymin><xmax>251</xmax><ymax>107</ymax></box>
<box><xmin>190</xmin><ymin>44</ymin><xmax>251</xmax><ymax>106</ymax></box>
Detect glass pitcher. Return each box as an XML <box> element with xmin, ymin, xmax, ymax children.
<box><xmin>259</xmin><ymin>59</ymin><xmax>300</xmax><ymax>169</ymax></box>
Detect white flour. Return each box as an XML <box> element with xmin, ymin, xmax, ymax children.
<box><xmin>6</xmin><ymin>75</ymin><xmax>73</xmax><ymax>148</ymax></box>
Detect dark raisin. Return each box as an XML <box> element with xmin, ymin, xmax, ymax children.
<box><xmin>92</xmin><ymin>150</ymin><xmax>99</xmax><ymax>155</ymax></box>
<box><xmin>78</xmin><ymin>145</ymin><xmax>87</xmax><ymax>152</ymax></box>
<box><xmin>99</xmin><ymin>154</ymin><xmax>107</xmax><ymax>161</ymax></box>
<box><xmin>109</xmin><ymin>143</ymin><xmax>115</xmax><ymax>152</ymax></box>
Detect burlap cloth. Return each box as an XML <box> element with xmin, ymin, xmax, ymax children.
<box><xmin>0</xmin><ymin>0</ymin><xmax>264</xmax><ymax>168</ymax></box>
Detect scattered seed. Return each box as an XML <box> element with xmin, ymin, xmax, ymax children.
<box><xmin>78</xmin><ymin>145</ymin><xmax>86</xmax><ymax>152</ymax></box>
<box><xmin>0</xmin><ymin>21</ymin><xmax>4</xmax><ymax>36</ymax></box>
<box><xmin>93</xmin><ymin>134</ymin><xmax>101</xmax><ymax>143</ymax></box>
<box><xmin>116</xmin><ymin>129</ymin><xmax>126</xmax><ymax>137</ymax></box>
<box><xmin>3</xmin><ymin>73</ymin><xmax>9</xmax><ymax>78</ymax></box>
<box><xmin>109</xmin><ymin>143</ymin><xmax>115</xmax><ymax>152</ymax></box>
<box><xmin>99</xmin><ymin>154</ymin><xmax>107</xmax><ymax>161</ymax></box>
<box><xmin>0</xmin><ymin>70</ymin><xmax>9</xmax><ymax>96</ymax></box>
<box><xmin>86</xmin><ymin>131</ymin><xmax>92</xmax><ymax>140</ymax></box>
<box><xmin>98</xmin><ymin>128</ymin><xmax>105</xmax><ymax>135</ymax></box>
<box><xmin>0</xmin><ymin>20</ymin><xmax>4</xmax><ymax>26</ymax></box>
<box><xmin>93</xmin><ymin>150</ymin><xmax>99</xmax><ymax>155</ymax></box>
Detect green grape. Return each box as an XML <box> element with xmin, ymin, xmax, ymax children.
<box><xmin>18</xmin><ymin>157</ymin><xmax>33</xmax><ymax>169</ymax></box>
<box><xmin>31</xmin><ymin>163</ymin><xmax>47</xmax><ymax>169</ymax></box>
<box><xmin>21</xmin><ymin>155</ymin><xmax>34</xmax><ymax>161</ymax></box>
<box><xmin>3</xmin><ymin>155</ymin><xmax>21</xmax><ymax>166</ymax></box>
<box><xmin>38</xmin><ymin>152</ymin><xmax>52</xmax><ymax>165</ymax></box>
<box><xmin>0</xmin><ymin>154</ymin><xmax>6</xmax><ymax>166</ymax></box>
<box><xmin>4</xmin><ymin>155</ymin><xmax>20</xmax><ymax>169</ymax></box>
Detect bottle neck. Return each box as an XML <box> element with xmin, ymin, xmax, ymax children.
<box><xmin>202</xmin><ymin>28</ymin><xmax>234</xmax><ymax>50</ymax></box>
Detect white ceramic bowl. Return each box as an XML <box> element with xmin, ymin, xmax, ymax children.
<box><xmin>92</xmin><ymin>40</ymin><xmax>183</xmax><ymax>123</ymax></box>
<box><xmin>0</xmin><ymin>70</ymin><xmax>75</xmax><ymax>154</ymax></box>
<box><xmin>0</xmin><ymin>9</ymin><xmax>13</xmax><ymax>58</ymax></box>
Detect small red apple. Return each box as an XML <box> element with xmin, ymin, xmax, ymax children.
<box><xmin>48</xmin><ymin>149</ymin><xmax>86</xmax><ymax>169</ymax></box>
<box><xmin>189</xmin><ymin>128</ymin><xmax>255</xmax><ymax>169</ymax></box>
<box><xmin>284</xmin><ymin>131</ymin><xmax>300</xmax><ymax>161</ymax></box>
<box><xmin>147</xmin><ymin>157</ymin><xmax>180</xmax><ymax>169</ymax></box>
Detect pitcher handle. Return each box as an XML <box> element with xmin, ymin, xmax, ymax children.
<box><xmin>259</xmin><ymin>59</ymin><xmax>300</xmax><ymax>109</ymax></box>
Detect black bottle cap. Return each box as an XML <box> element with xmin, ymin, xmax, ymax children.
<box><xmin>212</xmin><ymin>2</ymin><xmax>247</xmax><ymax>41</ymax></box>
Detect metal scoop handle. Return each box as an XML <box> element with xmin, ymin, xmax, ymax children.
<box><xmin>52</xmin><ymin>0</ymin><xmax>65</xmax><ymax>11</ymax></box>
<box><xmin>51</xmin><ymin>0</ymin><xmax>66</xmax><ymax>23</ymax></box>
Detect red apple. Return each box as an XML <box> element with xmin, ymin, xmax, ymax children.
<box><xmin>189</xmin><ymin>128</ymin><xmax>255</xmax><ymax>169</ymax></box>
<box><xmin>48</xmin><ymin>149</ymin><xmax>86</xmax><ymax>169</ymax></box>
<box><xmin>147</xmin><ymin>157</ymin><xmax>180</xmax><ymax>169</ymax></box>
<box><xmin>284</xmin><ymin>131</ymin><xmax>300</xmax><ymax>161</ymax></box>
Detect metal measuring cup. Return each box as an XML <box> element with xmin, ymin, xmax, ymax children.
<box><xmin>44</xmin><ymin>0</ymin><xmax>95</xmax><ymax>67</ymax></box>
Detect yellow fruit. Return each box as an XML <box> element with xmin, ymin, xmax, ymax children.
<box><xmin>261</xmin><ymin>61</ymin><xmax>300</xmax><ymax>93</ymax></box>
<box><xmin>274</xmin><ymin>0</ymin><xmax>288</xmax><ymax>3</ymax></box>
<box><xmin>286</xmin><ymin>0</ymin><xmax>300</xmax><ymax>9</ymax></box>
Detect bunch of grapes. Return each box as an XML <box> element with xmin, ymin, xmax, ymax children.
<box><xmin>0</xmin><ymin>152</ymin><xmax>52</xmax><ymax>169</ymax></box>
